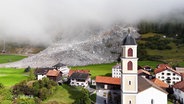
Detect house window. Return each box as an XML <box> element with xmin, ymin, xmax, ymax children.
<box><xmin>128</xmin><ymin>48</ymin><xmax>133</xmax><ymax>57</ymax></box>
<box><xmin>128</xmin><ymin>61</ymin><xmax>133</xmax><ymax>70</ymax></box>
<box><xmin>162</xmin><ymin>73</ymin><xmax>164</xmax><ymax>75</ymax></box>
<box><xmin>129</xmin><ymin>81</ymin><xmax>131</xmax><ymax>85</ymax></box>
<box><xmin>161</xmin><ymin>76</ymin><xmax>164</xmax><ymax>79</ymax></box>
<box><xmin>176</xmin><ymin>78</ymin><xmax>179</xmax><ymax>80</ymax></box>
<box><xmin>173</xmin><ymin>77</ymin><xmax>175</xmax><ymax>80</ymax></box>
<box><xmin>151</xmin><ymin>99</ymin><xmax>154</xmax><ymax>104</ymax></box>
<box><xmin>173</xmin><ymin>73</ymin><xmax>175</xmax><ymax>76</ymax></box>
<box><xmin>129</xmin><ymin>100</ymin><xmax>132</xmax><ymax>104</ymax></box>
<box><xmin>173</xmin><ymin>81</ymin><xmax>175</xmax><ymax>84</ymax></box>
<box><xmin>167</xmin><ymin>73</ymin><xmax>171</xmax><ymax>75</ymax></box>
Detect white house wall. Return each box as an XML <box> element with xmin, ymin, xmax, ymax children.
<box><xmin>156</xmin><ymin>70</ymin><xmax>181</xmax><ymax>85</ymax></box>
<box><xmin>37</xmin><ymin>75</ymin><xmax>47</xmax><ymax>80</ymax></box>
<box><xmin>70</xmin><ymin>79</ymin><xmax>88</xmax><ymax>87</ymax></box>
<box><xmin>112</xmin><ymin>67</ymin><xmax>121</xmax><ymax>78</ymax></box>
<box><xmin>58</xmin><ymin>67</ymin><xmax>70</xmax><ymax>75</ymax></box>
<box><xmin>137</xmin><ymin>87</ymin><xmax>167</xmax><ymax>104</ymax></box>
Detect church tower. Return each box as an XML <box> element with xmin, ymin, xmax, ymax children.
<box><xmin>121</xmin><ymin>31</ymin><xmax>138</xmax><ymax>104</ymax></box>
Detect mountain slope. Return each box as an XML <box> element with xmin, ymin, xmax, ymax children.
<box><xmin>1</xmin><ymin>26</ymin><xmax>139</xmax><ymax>68</ymax></box>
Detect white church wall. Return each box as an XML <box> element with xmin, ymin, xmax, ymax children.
<box><xmin>137</xmin><ymin>87</ymin><xmax>167</xmax><ymax>104</ymax></box>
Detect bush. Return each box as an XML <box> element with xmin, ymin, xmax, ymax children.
<box><xmin>12</xmin><ymin>78</ymin><xmax>58</xmax><ymax>101</ymax></box>
<box><xmin>0</xmin><ymin>83</ymin><xmax>4</xmax><ymax>89</ymax></box>
<box><xmin>24</xmin><ymin>66</ymin><xmax>31</xmax><ymax>72</ymax></box>
<box><xmin>73</xmin><ymin>88</ymin><xmax>91</xmax><ymax>104</ymax></box>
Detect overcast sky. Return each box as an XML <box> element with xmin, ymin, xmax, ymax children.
<box><xmin>0</xmin><ymin>0</ymin><xmax>184</xmax><ymax>45</ymax></box>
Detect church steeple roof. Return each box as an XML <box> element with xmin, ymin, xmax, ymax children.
<box><xmin>122</xmin><ymin>33</ymin><xmax>137</xmax><ymax>45</ymax></box>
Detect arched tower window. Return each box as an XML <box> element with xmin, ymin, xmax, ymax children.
<box><xmin>128</xmin><ymin>61</ymin><xmax>133</xmax><ymax>70</ymax></box>
<box><xmin>128</xmin><ymin>48</ymin><xmax>133</xmax><ymax>57</ymax></box>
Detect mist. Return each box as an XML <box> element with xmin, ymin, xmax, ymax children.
<box><xmin>0</xmin><ymin>0</ymin><xmax>184</xmax><ymax>46</ymax></box>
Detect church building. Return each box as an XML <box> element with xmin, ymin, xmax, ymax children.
<box><xmin>95</xmin><ymin>31</ymin><xmax>168</xmax><ymax>104</ymax></box>
<box><xmin>121</xmin><ymin>32</ymin><xmax>168</xmax><ymax>104</ymax></box>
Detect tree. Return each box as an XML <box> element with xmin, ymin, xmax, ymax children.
<box><xmin>73</xmin><ymin>88</ymin><xmax>91</xmax><ymax>104</ymax></box>
<box><xmin>24</xmin><ymin>66</ymin><xmax>31</xmax><ymax>72</ymax></box>
<box><xmin>28</xmin><ymin>69</ymin><xmax>36</xmax><ymax>81</ymax></box>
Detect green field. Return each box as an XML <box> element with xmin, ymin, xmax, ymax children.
<box><xmin>72</xmin><ymin>63</ymin><xmax>116</xmax><ymax>78</ymax></box>
<box><xmin>71</xmin><ymin>61</ymin><xmax>162</xmax><ymax>79</ymax></box>
<box><xmin>43</xmin><ymin>84</ymin><xmax>83</xmax><ymax>104</ymax></box>
<box><xmin>0</xmin><ymin>54</ymin><xmax>27</xmax><ymax>64</ymax></box>
<box><xmin>138</xmin><ymin>61</ymin><xmax>161</xmax><ymax>69</ymax></box>
<box><xmin>0</xmin><ymin>68</ymin><xmax>28</xmax><ymax>87</ymax></box>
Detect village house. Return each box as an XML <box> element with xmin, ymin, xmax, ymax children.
<box><xmin>173</xmin><ymin>81</ymin><xmax>184</xmax><ymax>103</ymax></box>
<box><xmin>176</xmin><ymin>67</ymin><xmax>184</xmax><ymax>73</ymax></box>
<box><xmin>69</xmin><ymin>70</ymin><xmax>90</xmax><ymax>88</ymax></box>
<box><xmin>96</xmin><ymin>76</ymin><xmax>121</xmax><ymax>104</ymax></box>
<box><xmin>154</xmin><ymin>64</ymin><xmax>182</xmax><ymax>85</ymax></box>
<box><xmin>53</xmin><ymin>63</ymin><xmax>70</xmax><ymax>76</ymax></box>
<box><xmin>46</xmin><ymin>69</ymin><xmax>62</xmax><ymax>82</ymax></box>
<box><xmin>143</xmin><ymin>65</ymin><xmax>152</xmax><ymax>72</ymax></box>
<box><xmin>34</xmin><ymin>68</ymin><xmax>52</xmax><ymax>80</ymax></box>
<box><xmin>112</xmin><ymin>63</ymin><xmax>121</xmax><ymax>78</ymax></box>
<box><xmin>138</xmin><ymin>69</ymin><xmax>151</xmax><ymax>78</ymax></box>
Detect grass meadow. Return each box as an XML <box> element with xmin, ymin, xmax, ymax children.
<box><xmin>0</xmin><ymin>68</ymin><xmax>28</xmax><ymax>87</ymax></box>
<box><xmin>72</xmin><ymin>61</ymin><xmax>162</xmax><ymax>79</ymax></box>
<box><xmin>0</xmin><ymin>54</ymin><xmax>27</xmax><ymax>64</ymax></box>
<box><xmin>43</xmin><ymin>84</ymin><xmax>83</xmax><ymax>104</ymax></box>
<box><xmin>71</xmin><ymin>63</ymin><xmax>116</xmax><ymax>78</ymax></box>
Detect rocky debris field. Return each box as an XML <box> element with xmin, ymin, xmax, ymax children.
<box><xmin>0</xmin><ymin>26</ymin><xmax>140</xmax><ymax>68</ymax></box>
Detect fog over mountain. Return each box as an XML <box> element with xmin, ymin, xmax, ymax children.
<box><xmin>0</xmin><ymin>0</ymin><xmax>184</xmax><ymax>46</ymax></box>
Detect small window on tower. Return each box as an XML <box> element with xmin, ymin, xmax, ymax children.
<box><xmin>129</xmin><ymin>100</ymin><xmax>132</xmax><ymax>104</ymax></box>
<box><xmin>129</xmin><ymin>81</ymin><xmax>131</xmax><ymax>85</ymax></box>
<box><xmin>151</xmin><ymin>99</ymin><xmax>154</xmax><ymax>104</ymax></box>
<box><xmin>128</xmin><ymin>48</ymin><xmax>133</xmax><ymax>57</ymax></box>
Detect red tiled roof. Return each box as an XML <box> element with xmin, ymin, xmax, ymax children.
<box><xmin>46</xmin><ymin>70</ymin><xmax>60</xmax><ymax>77</ymax></box>
<box><xmin>154</xmin><ymin>64</ymin><xmax>181</xmax><ymax>75</ymax></box>
<box><xmin>138</xmin><ymin>69</ymin><xmax>150</xmax><ymax>75</ymax></box>
<box><xmin>95</xmin><ymin>76</ymin><xmax>120</xmax><ymax>85</ymax></box>
<box><xmin>69</xmin><ymin>70</ymin><xmax>90</xmax><ymax>76</ymax></box>
<box><xmin>173</xmin><ymin>81</ymin><xmax>184</xmax><ymax>92</ymax></box>
<box><xmin>151</xmin><ymin>78</ymin><xmax>169</xmax><ymax>88</ymax></box>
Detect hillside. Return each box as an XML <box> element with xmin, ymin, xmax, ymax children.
<box><xmin>0</xmin><ymin>26</ymin><xmax>140</xmax><ymax>68</ymax></box>
<box><xmin>138</xmin><ymin>33</ymin><xmax>184</xmax><ymax>66</ymax></box>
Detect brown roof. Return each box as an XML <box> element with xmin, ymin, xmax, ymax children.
<box><xmin>96</xmin><ymin>76</ymin><xmax>121</xmax><ymax>85</ymax></box>
<box><xmin>96</xmin><ymin>76</ymin><xmax>168</xmax><ymax>94</ymax></box>
<box><xmin>173</xmin><ymin>81</ymin><xmax>184</xmax><ymax>92</ymax></box>
<box><xmin>46</xmin><ymin>70</ymin><xmax>60</xmax><ymax>77</ymax></box>
<box><xmin>154</xmin><ymin>64</ymin><xmax>181</xmax><ymax>75</ymax></box>
<box><xmin>69</xmin><ymin>70</ymin><xmax>90</xmax><ymax>76</ymax></box>
<box><xmin>138</xmin><ymin>69</ymin><xmax>150</xmax><ymax>75</ymax></box>
<box><xmin>151</xmin><ymin>78</ymin><xmax>169</xmax><ymax>88</ymax></box>
<box><xmin>138</xmin><ymin>76</ymin><xmax>168</xmax><ymax>94</ymax></box>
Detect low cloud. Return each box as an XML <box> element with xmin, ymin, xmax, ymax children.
<box><xmin>0</xmin><ymin>0</ymin><xmax>184</xmax><ymax>45</ymax></box>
